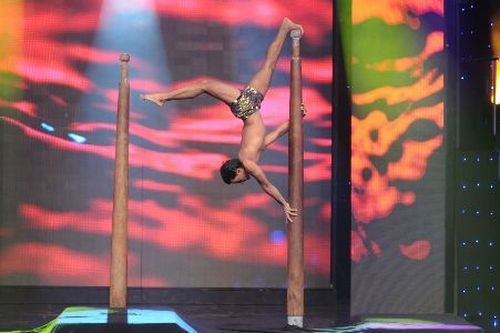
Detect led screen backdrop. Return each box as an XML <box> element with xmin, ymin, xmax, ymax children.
<box><xmin>348</xmin><ymin>0</ymin><xmax>446</xmax><ymax>313</ymax></box>
<box><xmin>0</xmin><ymin>0</ymin><xmax>333</xmax><ymax>287</ymax></box>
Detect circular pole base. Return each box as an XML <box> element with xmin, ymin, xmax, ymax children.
<box><xmin>287</xmin><ymin>316</ymin><xmax>303</xmax><ymax>328</ymax></box>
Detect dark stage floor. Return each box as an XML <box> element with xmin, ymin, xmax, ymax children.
<box><xmin>0</xmin><ymin>303</ymin><xmax>337</xmax><ymax>332</ymax></box>
<box><xmin>0</xmin><ymin>303</ymin><xmax>490</xmax><ymax>333</ymax></box>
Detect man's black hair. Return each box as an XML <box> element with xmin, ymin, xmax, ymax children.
<box><xmin>220</xmin><ymin>158</ymin><xmax>243</xmax><ymax>184</ymax></box>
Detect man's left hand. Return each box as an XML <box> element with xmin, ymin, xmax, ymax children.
<box><xmin>284</xmin><ymin>202</ymin><xmax>298</xmax><ymax>223</ymax></box>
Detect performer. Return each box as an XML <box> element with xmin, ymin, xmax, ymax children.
<box><xmin>141</xmin><ymin>18</ymin><xmax>304</xmax><ymax>223</ymax></box>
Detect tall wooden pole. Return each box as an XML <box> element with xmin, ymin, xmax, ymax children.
<box><xmin>110</xmin><ymin>53</ymin><xmax>130</xmax><ymax>309</ymax></box>
<box><xmin>287</xmin><ymin>29</ymin><xmax>304</xmax><ymax>327</ymax></box>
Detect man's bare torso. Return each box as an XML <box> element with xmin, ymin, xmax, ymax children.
<box><xmin>238</xmin><ymin>111</ymin><xmax>266</xmax><ymax>163</ymax></box>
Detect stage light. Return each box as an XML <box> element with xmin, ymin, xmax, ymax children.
<box><xmin>41</xmin><ymin>122</ymin><xmax>55</xmax><ymax>132</ymax></box>
<box><xmin>493</xmin><ymin>13</ymin><xmax>500</xmax><ymax>104</ymax></box>
<box><xmin>57</xmin><ymin>308</ymin><xmax>108</xmax><ymax>324</ymax></box>
<box><xmin>493</xmin><ymin>62</ymin><xmax>500</xmax><ymax>104</ymax></box>
<box><xmin>67</xmin><ymin>133</ymin><xmax>87</xmax><ymax>143</ymax></box>
<box><xmin>80</xmin><ymin>0</ymin><xmax>170</xmax><ymax>122</ymax></box>
<box><xmin>53</xmin><ymin>307</ymin><xmax>197</xmax><ymax>332</ymax></box>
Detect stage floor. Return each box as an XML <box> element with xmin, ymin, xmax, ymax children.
<box><xmin>0</xmin><ymin>303</ymin><xmax>489</xmax><ymax>333</ymax></box>
<box><xmin>0</xmin><ymin>303</ymin><xmax>338</xmax><ymax>332</ymax></box>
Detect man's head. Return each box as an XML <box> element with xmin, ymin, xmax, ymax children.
<box><xmin>220</xmin><ymin>158</ymin><xmax>250</xmax><ymax>184</ymax></box>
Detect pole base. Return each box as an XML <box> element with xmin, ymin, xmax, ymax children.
<box><xmin>287</xmin><ymin>316</ymin><xmax>303</xmax><ymax>328</ymax></box>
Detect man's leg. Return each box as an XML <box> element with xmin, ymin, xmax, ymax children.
<box><xmin>247</xmin><ymin>18</ymin><xmax>303</xmax><ymax>96</ymax></box>
<box><xmin>141</xmin><ymin>78</ymin><xmax>240</xmax><ymax>107</ymax></box>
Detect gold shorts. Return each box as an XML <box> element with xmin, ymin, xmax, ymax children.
<box><xmin>230</xmin><ymin>86</ymin><xmax>264</xmax><ymax>120</ymax></box>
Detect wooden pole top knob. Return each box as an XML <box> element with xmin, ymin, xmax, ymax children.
<box><xmin>290</xmin><ymin>29</ymin><xmax>302</xmax><ymax>40</ymax></box>
<box><xmin>120</xmin><ymin>53</ymin><xmax>130</xmax><ymax>62</ymax></box>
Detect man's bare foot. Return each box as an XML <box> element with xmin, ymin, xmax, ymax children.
<box><xmin>283</xmin><ymin>17</ymin><xmax>304</xmax><ymax>35</ymax></box>
<box><xmin>141</xmin><ymin>94</ymin><xmax>165</xmax><ymax>107</ymax></box>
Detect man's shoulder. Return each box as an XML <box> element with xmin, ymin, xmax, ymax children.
<box><xmin>238</xmin><ymin>150</ymin><xmax>258</xmax><ymax>162</ymax></box>
<box><xmin>238</xmin><ymin>157</ymin><xmax>260</xmax><ymax>170</ymax></box>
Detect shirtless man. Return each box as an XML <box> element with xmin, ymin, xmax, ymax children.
<box><xmin>141</xmin><ymin>18</ymin><xmax>304</xmax><ymax>223</ymax></box>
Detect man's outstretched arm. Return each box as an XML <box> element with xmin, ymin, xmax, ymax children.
<box><xmin>264</xmin><ymin>104</ymin><xmax>306</xmax><ymax>148</ymax></box>
<box><xmin>240</xmin><ymin>159</ymin><xmax>297</xmax><ymax>223</ymax></box>
<box><xmin>264</xmin><ymin>121</ymin><xmax>290</xmax><ymax>147</ymax></box>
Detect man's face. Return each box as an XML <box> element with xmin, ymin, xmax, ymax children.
<box><xmin>231</xmin><ymin>167</ymin><xmax>250</xmax><ymax>184</ymax></box>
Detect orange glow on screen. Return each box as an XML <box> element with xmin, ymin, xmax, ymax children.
<box><xmin>350</xmin><ymin>0</ymin><xmax>444</xmax><ymax>262</ymax></box>
<box><xmin>352</xmin><ymin>0</ymin><xmax>443</xmax><ymax>27</ymax></box>
<box><xmin>492</xmin><ymin>14</ymin><xmax>500</xmax><ymax>104</ymax></box>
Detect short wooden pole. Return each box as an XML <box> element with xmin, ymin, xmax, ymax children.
<box><xmin>110</xmin><ymin>53</ymin><xmax>130</xmax><ymax>309</ymax></box>
<box><xmin>287</xmin><ymin>29</ymin><xmax>304</xmax><ymax>327</ymax></box>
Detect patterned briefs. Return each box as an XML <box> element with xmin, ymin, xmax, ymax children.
<box><xmin>230</xmin><ymin>86</ymin><xmax>264</xmax><ymax>120</ymax></box>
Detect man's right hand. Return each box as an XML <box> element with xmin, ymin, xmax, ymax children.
<box><xmin>301</xmin><ymin>103</ymin><xmax>307</xmax><ymax>117</ymax></box>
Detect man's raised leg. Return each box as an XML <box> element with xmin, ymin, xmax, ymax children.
<box><xmin>141</xmin><ymin>78</ymin><xmax>240</xmax><ymax>107</ymax></box>
<box><xmin>247</xmin><ymin>18</ymin><xmax>304</xmax><ymax>96</ymax></box>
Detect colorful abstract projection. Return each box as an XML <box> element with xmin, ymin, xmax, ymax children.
<box><xmin>0</xmin><ymin>1</ymin><xmax>332</xmax><ymax>286</ymax></box>
<box><xmin>350</xmin><ymin>0</ymin><xmax>444</xmax><ymax>262</ymax></box>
